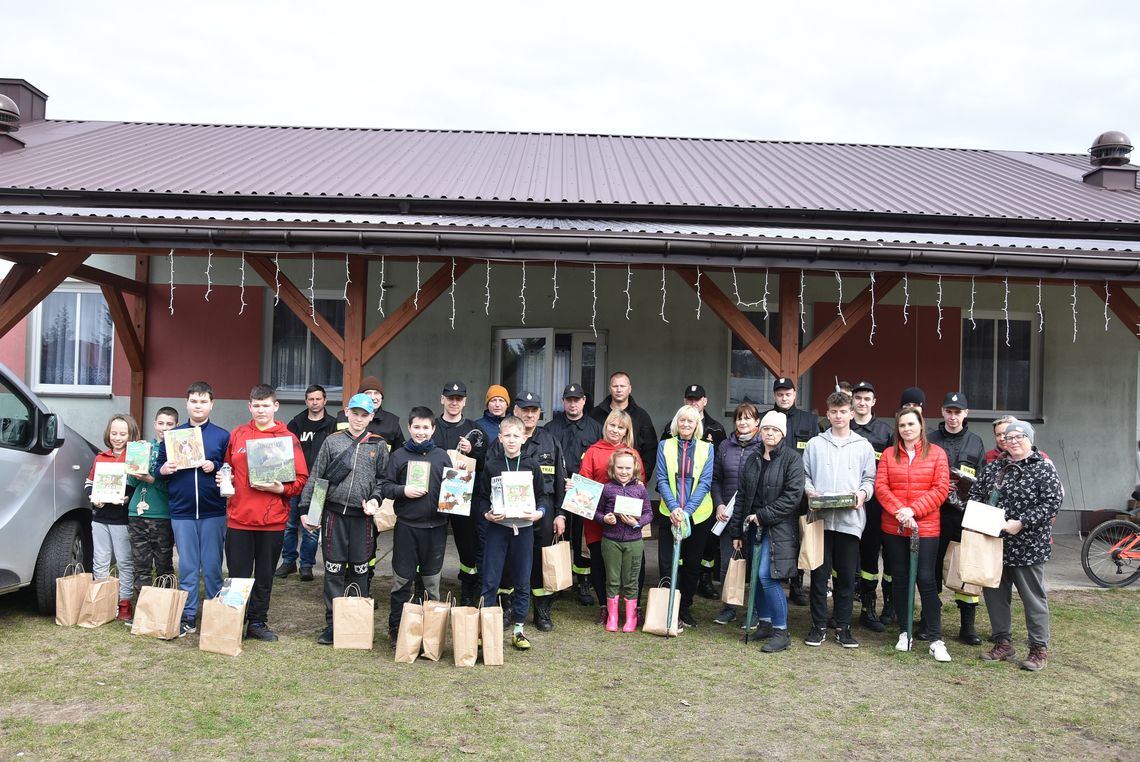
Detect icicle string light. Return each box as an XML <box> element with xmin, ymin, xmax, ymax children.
<box><xmin>1036</xmin><ymin>279</ymin><xmax>1043</xmax><ymax>333</ymax></box>
<box><xmin>834</xmin><ymin>271</ymin><xmax>846</xmax><ymax>326</ymax></box>
<box><xmin>590</xmin><ymin>264</ymin><xmax>598</xmax><ymax>337</ymax></box>
<box><xmin>273</xmin><ymin>253</ymin><xmax>281</xmax><ymax>306</ymax></box>
<box><xmin>762</xmin><ymin>269</ymin><xmax>770</xmax><ymax>320</ymax></box>
<box><xmin>551</xmin><ymin>261</ymin><xmax>559</xmax><ymax>311</ymax></box>
<box><xmin>308</xmin><ymin>252</ymin><xmax>317</xmax><ymax>321</ymax></box>
<box><xmin>624</xmin><ymin>265</ymin><xmax>632</xmax><ymax>320</ymax></box>
<box><xmin>449</xmin><ymin>258</ymin><xmax>457</xmax><ymax>330</ymax></box>
<box><xmin>413</xmin><ymin>256</ymin><xmax>421</xmax><ymax>311</ymax></box>
<box><xmin>659</xmin><ymin>266</ymin><xmax>670</xmax><ymax>323</ymax></box>
<box><xmin>168</xmin><ymin>249</ymin><xmax>175</xmax><ymax>315</ymax></box>
<box><xmin>343</xmin><ymin>254</ymin><xmax>351</xmax><ymax>305</ymax></box>
<box><xmin>204</xmin><ymin>250</ymin><xmax>213</xmax><ymax>302</ymax></box>
<box><xmin>969</xmin><ymin>276</ymin><xmax>977</xmax><ymax>330</ymax></box>
<box><xmin>1003</xmin><ymin>277</ymin><xmax>1010</xmax><ymax>347</ymax></box>
<box><xmin>902</xmin><ymin>274</ymin><xmax>910</xmax><ymax>325</ymax></box>
<box><xmin>376</xmin><ymin>256</ymin><xmax>386</xmax><ymax>315</ymax></box>
<box><xmin>519</xmin><ymin>260</ymin><xmax>527</xmax><ymax>325</ymax></box>
<box><xmin>868</xmin><ymin>272</ymin><xmax>877</xmax><ymax>345</ymax></box>
<box><xmin>694</xmin><ymin>267</ymin><xmax>703</xmax><ymax>320</ymax></box>
<box><xmin>1071</xmin><ymin>281</ymin><xmax>1078</xmax><ymax>343</ymax></box>
<box><xmin>798</xmin><ymin>270</ymin><xmax>806</xmax><ymax>334</ymax></box>
<box><xmin>484</xmin><ymin>260</ymin><xmax>491</xmax><ymax>316</ymax></box>
<box><xmin>731</xmin><ymin>267</ymin><xmax>765</xmax><ymax>308</ymax></box>
<box><xmin>1104</xmin><ymin>281</ymin><xmax>1110</xmax><ymax>331</ymax></box>
<box><xmin>935</xmin><ymin>275</ymin><xmax>943</xmax><ymax>340</ymax></box>
<box><xmin>238</xmin><ymin>251</ymin><xmax>247</xmax><ymax>316</ymax></box>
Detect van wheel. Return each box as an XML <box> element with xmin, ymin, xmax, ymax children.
<box><xmin>33</xmin><ymin>519</ymin><xmax>87</xmax><ymax>614</ymax></box>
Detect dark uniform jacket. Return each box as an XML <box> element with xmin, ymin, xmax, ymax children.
<box><xmin>544</xmin><ymin>413</ymin><xmax>602</xmax><ymax>475</ymax></box>
<box><xmin>589</xmin><ymin>395</ymin><xmax>658</xmax><ymax>480</ymax></box>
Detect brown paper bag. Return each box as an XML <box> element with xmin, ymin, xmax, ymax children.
<box><xmin>797</xmin><ymin>515</ymin><xmax>824</xmax><ymax>571</ymax></box>
<box><xmin>448</xmin><ymin>449</ymin><xmax>476</xmax><ymax>473</ymax></box>
<box><xmin>77</xmin><ymin>576</ymin><xmax>119</xmax><ymax>628</ymax></box>
<box><xmin>55</xmin><ymin>563</ymin><xmax>92</xmax><ymax>627</ymax></box>
<box><xmin>394</xmin><ymin>600</ymin><xmax>424</xmax><ymax>663</ymax></box>
<box><xmin>131</xmin><ymin>574</ymin><xmax>188</xmax><ymax>640</ymax></box>
<box><xmin>199</xmin><ymin>596</ymin><xmax>248</xmax><ymax>656</ymax></box>
<box><xmin>642</xmin><ymin>581</ymin><xmax>681</xmax><ymax>636</ymax></box>
<box><xmin>333</xmin><ymin>583</ymin><xmax>375</xmax><ymax>650</ymax></box>
<box><xmin>480</xmin><ymin>603</ymin><xmax>504</xmax><ymax>666</ymax></box>
<box><xmin>421</xmin><ymin>594</ymin><xmax>452</xmax><ymax>661</ymax></box>
<box><xmin>450</xmin><ymin>606</ymin><xmax>480</xmax><ymax>667</ymax></box>
<box><xmin>373</xmin><ymin>498</ymin><xmax>397</xmax><ymax>533</ymax></box>
<box><xmin>541</xmin><ymin>539</ymin><xmax>573</xmax><ymax>592</ymax></box>
<box><xmin>959</xmin><ymin>529</ymin><xmax>1003</xmax><ymax>588</ymax></box>
<box><xmin>942</xmin><ymin>541</ymin><xmax>983</xmax><ymax>596</ymax></box>
<box><xmin>721</xmin><ymin>551</ymin><xmax>746</xmax><ymax>606</ymax></box>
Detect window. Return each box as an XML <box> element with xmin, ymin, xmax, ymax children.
<box><xmin>0</xmin><ymin>372</ymin><xmax>34</xmax><ymax>449</ymax></box>
<box><xmin>728</xmin><ymin>312</ymin><xmax>782</xmax><ymax>408</ymax></box>
<box><xmin>493</xmin><ymin>328</ymin><xmax>606</xmax><ymax>414</ymax></box>
<box><xmin>960</xmin><ymin>312</ymin><xmax>1041</xmax><ymax>417</ymax></box>
<box><xmin>269</xmin><ymin>293</ymin><xmax>345</xmax><ymax>401</ymax></box>
<box><xmin>32</xmin><ymin>286</ymin><xmax>113</xmax><ymax>394</ymax></box>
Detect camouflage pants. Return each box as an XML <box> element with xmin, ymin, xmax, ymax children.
<box><xmin>128</xmin><ymin>516</ymin><xmax>175</xmax><ymax>598</ymax></box>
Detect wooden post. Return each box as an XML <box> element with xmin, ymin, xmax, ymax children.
<box><xmin>778</xmin><ymin>272</ymin><xmax>800</xmax><ymax>382</ymax></box>
<box><xmin>130</xmin><ymin>256</ymin><xmax>150</xmax><ymax>424</ymax></box>
<box><xmin>342</xmin><ymin>255</ymin><xmax>368</xmax><ymax>402</ymax></box>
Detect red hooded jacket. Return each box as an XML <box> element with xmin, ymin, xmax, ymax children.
<box><xmin>875</xmin><ymin>442</ymin><xmax>949</xmax><ymax>539</ymax></box>
<box><xmin>578</xmin><ymin>439</ymin><xmax>646</xmax><ymax>545</ymax></box>
<box><xmin>225</xmin><ymin>420</ymin><xmax>308</xmax><ymax>532</ymax></box>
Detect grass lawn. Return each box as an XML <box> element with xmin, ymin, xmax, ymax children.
<box><xmin>1</xmin><ymin>577</ymin><xmax>1136</xmax><ymax>761</ymax></box>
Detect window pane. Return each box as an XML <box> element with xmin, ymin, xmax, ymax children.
<box><xmin>729</xmin><ymin>313</ymin><xmax>779</xmax><ymax>406</ymax></box>
<box><xmin>271</xmin><ymin>298</ymin><xmax>344</xmax><ymax>399</ymax></box>
<box><xmin>309</xmin><ymin>299</ymin><xmax>344</xmax><ymax>399</ymax></box>
<box><xmin>39</xmin><ymin>292</ymin><xmax>76</xmax><ymax>385</ymax></box>
<box><xmin>76</xmin><ymin>293</ymin><xmax>112</xmax><ymax>386</ymax></box>
<box><xmin>996</xmin><ymin>320</ymin><xmax>1031</xmax><ymax>410</ymax></box>
<box><xmin>0</xmin><ymin>375</ymin><xmax>34</xmax><ymax>448</ymax></box>
<box><xmin>499</xmin><ymin>337</ymin><xmax>546</xmax><ymax>399</ymax></box>
<box><xmin>961</xmin><ymin>319</ymin><xmax>995</xmax><ymax>410</ymax></box>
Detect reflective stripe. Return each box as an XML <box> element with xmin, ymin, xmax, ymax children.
<box><xmin>532</xmin><ymin>587</ymin><xmax>551</xmax><ymax>597</ymax></box>
<box><xmin>458</xmin><ymin>563</ymin><xmax>478</xmax><ymax>575</ymax></box>
<box><xmin>882</xmin><ymin>574</ymin><xmax>892</xmax><ymax>582</ymax></box>
<box><xmin>953</xmin><ymin>591</ymin><xmax>980</xmax><ymax>604</ymax></box>
<box><xmin>497</xmin><ymin>587</ymin><xmax>514</xmax><ymax>595</ymax></box>
<box><xmin>700</xmin><ymin>559</ymin><xmax>715</xmax><ymax>568</ymax></box>
<box><xmin>571</xmin><ymin>564</ymin><xmax>591</xmax><ymax>576</ymax></box>
<box><xmin>859</xmin><ymin>570</ymin><xmax>880</xmax><ymax>582</ymax></box>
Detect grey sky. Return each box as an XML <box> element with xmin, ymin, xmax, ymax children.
<box><xmin>3</xmin><ymin>1</ymin><xmax>1139</xmax><ymax>153</ymax></box>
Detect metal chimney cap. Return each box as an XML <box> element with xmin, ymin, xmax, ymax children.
<box><xmin>1089</xmin><ymin>130</ymin><xmax>1132</xmax><ymax>167</ymax></box>
<box><xmin>0</xmin><ymin>93</ymin><xmax>20</xmax><ymax>129</ymax></box>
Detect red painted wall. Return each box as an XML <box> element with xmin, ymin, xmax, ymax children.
<box><xmin>144</xmin><ymin>285</ymin><xmax>264</xmax><ymax>399</ymax></box>
<box><xmin>809</xmin><ymin>304</ymin><xmax>961</xmax><ymax>414</ymax></box>
<box><xmin>0</xmin><ymin>317</ymin><xmax>27</xmax><ymax>377</ymax></box>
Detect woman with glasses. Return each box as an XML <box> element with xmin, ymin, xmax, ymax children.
<box><xmin>969</xmin><ymin>420</ymin><xmax>1063</xmax><ymax>672</ymax></box>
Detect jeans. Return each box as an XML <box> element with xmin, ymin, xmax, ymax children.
<box><xmin>171</xmin><ymin>515</ymin><xmax>226</xmax><ymax>625</ymax></box>
<box><xmin>481</xmin><ymin>522</ymin><xmax>534</xmax><ymax>625</ymax></box>
<box><xmin>280</xmin><ymin>495</ymin><xmax>319</xmax><ymax>568</ymax></box>
<box><xmin>92</xmin><ymin>522</ymin><xmax>134</xmax><ymax>602</ymax></box>
<box><xmin>755</xmin><ymin>529</ymin><xmax>788</xmax><ymax>629</ymax></box>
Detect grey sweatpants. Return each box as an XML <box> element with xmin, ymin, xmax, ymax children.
<box><xmin>92</xmin><ymin>522</ymin><xmax>134</xmax><ymax>602</ymax></box>
<box><xmin>983</xmin><ymin>563</ymin><xmax>1050</xmax><ymax>647</ymax></box>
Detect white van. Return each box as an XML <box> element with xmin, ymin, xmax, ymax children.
<box><xmin>0</xmin><ymin>361</ymin><xmax>96</xmax><ymax>613</ymax></box>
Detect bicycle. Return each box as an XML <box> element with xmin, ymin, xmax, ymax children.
<box><xmin>1080</xmin><ymin>508</ymin><xmax>1140</xmax><ymax>588</ymax></box>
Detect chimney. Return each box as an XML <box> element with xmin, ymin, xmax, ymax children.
<box><xmin>0</xmin><ymin>92</ymin><xmax>23</xmax><ymax>154</ymax></box>
<box><xmin>0</xmin><ymin>79</ymin><xmax>47</xmax><ymax>123</ymax></box>
<box><xmin>1083</xmin><ymin>130</ymin><xmax>1138</xmax><ymax>190</ymax></box>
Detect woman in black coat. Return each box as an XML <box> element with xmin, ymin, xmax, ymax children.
<box><xmin>730</xmin><ymin>410</ymin><xmax>805</xmax><ymax>653</ymax></box>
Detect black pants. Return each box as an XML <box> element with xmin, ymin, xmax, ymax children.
<box><xmin>321</xmin><ymin>510</ymin><xmax>375</xmax><ymax>626</ymax></box>
<box><xmin>449</xmin><ymin>513</ymin><xmax>480</xmax><ymax>583</ymax></box>
<box><xmin>656</xmin><ymin>514</ymin><xmax>712</xmax><ymax>610</ymax></box>
<box><xmin>810</xmin><ymin>530</ymin><xmax>860</xmax><ymax>628</ymax></box>
<box><xmin>859</xmin><ymin>497</ymin><xmax>886</xmax><ymax>588</ymax></box>
<box><xmin>224</xmin><ymin>528</ymin><xmax>284</xmax><ymax>625</ymax></box>
<box><xmin>389</xmin><ymin>522</ymin><xmax>448</xmax><ymax>632</ymax></box>
<box><xmin>884</xmin><ymin>533</ymin><xmax>942</xmax><ymax>638</ymax></box>
<box><xmin>936</xmin><ymin>503</ymin><xmax>964</xmax><ymax>591</ymax></box>
<box><xmin>569</xmin><ymin>515</ymin><xmax>591</xmax><ymax>577</ymax></box>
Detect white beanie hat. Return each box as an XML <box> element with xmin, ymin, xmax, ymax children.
<box><xmin>760</xmin><ymin>410</ymin><xmax>787</xmax><ymax>437</ymax></box>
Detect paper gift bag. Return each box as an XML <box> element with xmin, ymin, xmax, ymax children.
<box><xmin>55</xmin><ymin>563</ymin><xmax>92</xmax><ymax>627</ymax></box>
<box><xmin>480</xmin><ymin>603</ymin><xmax>504</xmax><ymax>666</ymax></box>
<box><xmin>450</xmin><ymin>606</ymin><xmax>480</xmax><ymax>667</ymax></box>
<box><xmin>373</xmin><ymin>498</ymin><xmax>397</xmax><ymax>533</ymax></box>
<box><xmin>541</xmin><ymin>539</ymin><xmax>573</xmax><ymax>592</ymax></box>
<box><xmin>963</xmin><ymin>500</ymin><xmax>1005</xmax><ymax>537</ymax></box>
<box><xmin>77</xmin><ymin>576</ymin><xmax>119</xmax><ymax>628</ymax></box>
<box><xmin>421</xmin><ymin>594</ymin><xmax>452</xmax><ymax>661</ymax></box>
<box><xmin>942</xmin><ymin>541</ymin><xmax>983</xmax><ymax>596</ymax></box>
<box><xmin>131</xmin><ymin>574</ymin><xmax>188</xmax><ymax>640</ymax></box>
<box><xmin>797</xmin><ymin>515</ymin><xmax>824</xmax><ymax>571</ymax></box>
<box><xmin>199</xmin><ymin>596</ymin><xmax>248</xmax><ymax>656</ymax></box>
<box><xmin>959</xmin><ymin>529</ymin><xmax>1003</xmax><ymax>588</ymax></box>
<box><xmin>394</xmin><ymin>600</ymin><xmax>424</xmax><ymax>663</ymax></box>
<box><xmin>721</xmin><ymin>551</ymin><xmax>746</xmax><ymax>606</ymax></box>
<box><xmin>333</xmin><ymin>583</ymin><xmax>375</xmax><ymax>650</ymax></box>
<box><xmin>642</xmin><ymin>581</ymin><xmax>681</xmax><ymax>636</ymax></box>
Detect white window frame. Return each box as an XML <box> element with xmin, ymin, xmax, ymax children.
<box><xmin>29</xmin><ymin>283</ymin><xmax>114</xmax><ymax>396</ymax></box>
<box><xmin>959</xmin><ymin>310</ymin><xmax>1042</xmax><ymax>419</ymax></box>
<box><xmin>492</xmin><ymin>328</ymin><xmax>606</xmax><ymax>416</ymax></box>
<box><xmin>263</xmin><ymin>288</ymin><xmax>346</xmax><ymax>404</ymax></box>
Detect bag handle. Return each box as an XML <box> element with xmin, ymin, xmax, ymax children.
<box><xmin>63</xmin><ymin>561</ymin><xmax>86</xmax><ymax>576</ymax></box>
<box><xmin>155</xmin><ymin>573</ymin><xmax>179</xmax><ymax>589</ymax></box>
<box><xmin>657</xmin><ymin>577</ymin><xmax>672</xmax><ymax>589</ymax></box>
<box><xmin>344</xmin><ymin>582</ymin><xmax>363</xmax><ymax>598</ymax></box>
<box><xmin>731</xmin><ymin>548</ymin><xmax>744</xmax><ymax>561</ymax></box>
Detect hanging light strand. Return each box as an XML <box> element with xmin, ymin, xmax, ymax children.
<box><xmin>1036</xmin><ymin>279</ymin><xmax>1043</xmax><ymax>333</ymax></box>
<box><xmin>624</xmin><ymin>265</ymin><xmax>632</xmax><ymax>320</ymax></box>
<box><xmin>1104</xmin><ymin>281</ymin><xmax>1111</xmax><ymax>331</ymax></box>
<box><xmin>969</xmin><ymin>276</ymin><xmax>977</xmax><ymax>330</ymax></box>
<box><xmin>1003</xmin><ymin>277</ymin><xmax>1010</xmax><ymax>347</ymax></box>
<box><xmin>551</xmin><ymin>261</ymin><xmax>559</xmax><ymax>311</ymax></box>
<box><xmin>343</xmin><ymin>254</ymin><xmax>351</xmax><ymax>305</ymax></box>
<box><xmin>762</xmin><ymin>268</ymin><xmax>770</xmax><ymax>321</ymax></box>
<box><xmin>694</xmin><ymin>267</ymin><xmax>703</xmax><ymax>320</ymax></box>
<box><xmin>731</xmin><ymin>267</ymin><xmax>765</xmax><ymax>308</ymax></box>
<box><xmin>204</xmin><ymin>250</ymin><xmax>213</xmax><ymax>302</ymax></box>
<box><xmin>590</xmin><ymin>263</ymin><xmax>598</xmax><ymax>337</ymax></box>
<box><xmin>935</xmin><ymin>275</ymin><xmax>943</xmax><ymax>340</ymax></box>
<box><xmin>519</xmin><ymin>259</ymin><xmax>526</xmax><ymax>325</ymax></box>
<box><xmin>168</xmin><ymin>248</ymin><xmax>175</xmax><ymax>315</ymax></box>
<box><xmin>1071</xmin><ymin>280</ymin><xmax>1078</xmax><ymax>343</ymax></box>
<box><xmin>484</xmin><ymin>260</ymin><xmax>491</xmax><ymax>316</ymax></box>
<box><xmin>902</xmin><ymin>274</ymin><xmax>910</xmax><ymax>325</ymax></box>
<box><xmin>798</xmin><ymin>270</ymin><xmax>806</xmax><ymax>334</ymax></box>
<box><xmin>834</xmin><ymin>271</ymin><xmax>846</xmax><ymax>326</ymax></box>
<box><xmin>238</xmin><ymin>251</ymin><xmax>247</xmax><ymax>316</ymax></box>
<box><xmin>273</xmin><ymin>253</ymin><xmax>281</xmax><ymax>306</ymax></box>
<box><xmin>413</xmin><ymin>256</ymin><xmax>421</xmax><ymax>311</ymax></box>
<box><xmin>868</xmin><ymin>272</ymin><xmax>877</xmax><ymax>345</ymax></box>
<box><xmin>307</xmin><ymin>252</ymin><xmax>317</xmax><ymax>324</ymax></box>
<box><xmin>376</xmin><ymin>256</ymin><xmax>386</xmax><ymax>315</ymax></box>
<box><xmin>449</xmin><ymin>257</ymin><xmax>457</xmax><ymax>330</ymax></box>
<box><xmin>659</xmin><ymin>266</ymin><xmax>670</xmax><ymax>323</ymax></box>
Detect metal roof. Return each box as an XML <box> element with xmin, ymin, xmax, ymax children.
<box><xmin>2</xmin><ymin>120</ymin><xmax>1139</xmax><ymax>224</ymax></box>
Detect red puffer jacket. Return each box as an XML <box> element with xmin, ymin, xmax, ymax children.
<box><xmin>875</xmin><ymin>443</ymin><xmax>949</xmax><ymax>539</ymax></box>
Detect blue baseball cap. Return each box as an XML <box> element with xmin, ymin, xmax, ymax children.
<box><xmin>347</xmin><ymin>393</ymin><xmax>375</xmax><ymax>414</ymax></box>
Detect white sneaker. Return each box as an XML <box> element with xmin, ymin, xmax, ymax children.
<box><xmin>929</xmin><ymin>639</ymin><xmax>952</xmax><ymax>662</ymax></box>
<box><xmin>895</xmin><ymin>632</ymin><xmax>910</xmax><ymax>652</ymax></box>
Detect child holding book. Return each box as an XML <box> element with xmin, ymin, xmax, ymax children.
<box><xmin>379</xmin><ymin>406</ymin><xmax>453</xmax><ymax>644</ymax></box>
<box><xmin>85</xmin><ymin>413</ymin><xmax>140</xmax><ymax>623</ymax></box>
<box><xmin>476</xmin><ymin>416</ymin><xmax>550</xmax><ymax>650</ymax></box>
<box><xmin>595</xmin><ymin>449</ymin><xmax>653</xmax><ymax>632</ymax></box>
<box><xmin>127</xmin><ymin>407</ymin><xmax>179</xmax><ymax>601</ymax></box>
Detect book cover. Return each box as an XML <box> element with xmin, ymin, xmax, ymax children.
<box><xmin>406</xmin><ymin>460</ymin><xmax>431</xmax><ymax>492</ymax></box>
<box><xmin>561</xmin><ymin>473</ymin><xmax>604</xmax><ymax>519</ymax></box>
<box><xmin>490</xmin><ymin>475</ymin><xmax>504</xmax><ymax>516</ymax></box>
<box><xmin>246</xmin><ymin>436</ymin><xmax>296</xmax><ymax>485</ymax></box>
<box><xmin>91</xmin><ymin>462</ymin><xmax>127</xmax><ymax>504</ymax></box>
<box><xmin>613</xmin><ymin>494</ymin><xmax>643</xmax><ymax>517</ymax></box>
<box><xmin>808</xmin><ymin>492</ymin><xmax>858</xmax><ymax>511</ymax></box>
<box><xmin>438</xmin><ymin>467</ymin><xmax>474</xmax><ymax>516</ymax></box>
<box><xmin>306</xmin><ymin>477</ymin><xmax>329</xmax><ymax>528</ymax></box>
<box><xmin>164</xmin><ymin>427</ymin><xmax>205</xmax><ymax>471</ymax></box>
<box><xmin>500</xmin><ymin>471</ymin><xmax>535</xmax><ymax>519</ymax></box>
<box><xmin>124</xmin><ymin>440</ymin><xmax>151</xmax><ymax>476</ymax></box>
<box><xmin>219</xmin><ymin>577</ymin><xmax>255</xmax><ymax>608</ymax></box>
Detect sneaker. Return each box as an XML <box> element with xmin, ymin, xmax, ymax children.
<box><xmin>1020</xmin><ymin>644</ymin><xmax>1048</xmax><ymax>672</ymax></box>
<box><xmin>895</xmin><ymin>632</ymin><xmax>911</xmax><ymax>652</ymax></box>
<box><xmin>274</xmin><ymin>561</ymin><xmax>296</xmax><ymax>578</ymax></box>
<box><xmin>245</xmin><ymin>622</ymin><xmax>279</xmax><ymax>642</ymax></box>
<box><xmin>317</xmin><ymin>625</ymin><xmax>334</xmax><ymax>646</ymax></box>
<box><xmin>762</xmin><ymin>628</ymin><xmax>791</xmax><ymax>653</ymax></box>
<box><xmin>299</xmin><ymin>566</ymin><xmax>314</xmax><ymax>582</ymax></box>
<box><xmin>512</xmin><ymin>632</ymin><xmax>531</xmax><ymax>650</ymax></box>
<box><xmin>836</xmin><ymin>627</ymin><xmax>860</xmax><ymax>648</ymax></box>
<box><xmin>178</xmin><ymin>621</ymin><xmax>196</xmax><ymax>638</ymax></box>
<box><xmin>678</xmin><ymin>609</ymin><xmax>697</xmax><ymax>629</ymax></box>
<box><xmin>804</xmin><ymin>626</ymin><xmax>826</xmax><ymax>647</ymax></box>
<box><xmin>929</xmin><ymin>639</ymin><xmax>952</xmax><ymax>662</ymax></box>
<box><xmin>980</xmin><ymin>640</ymin><xmax>1017</xmax><ymax>662</ymax></box>
<box><xmin>713</xmin><ymin>605</ymin><xmax>737</xmax><ymax>625</ymax></box>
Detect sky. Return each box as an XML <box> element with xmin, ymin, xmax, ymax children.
<box><xmin>3</xmin><ymin>1</ymin><xmax>1140</xmax><ymax>153</ymax></box>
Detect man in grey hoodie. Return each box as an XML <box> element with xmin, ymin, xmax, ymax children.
<box><xmin>801</xmin><ymin>391</ymin><xmax>877</xmax><ymax>649</ymax></box>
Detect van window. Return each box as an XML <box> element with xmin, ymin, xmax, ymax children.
<box><xmin>0</xmin><ymin>376</ymin><xmax>34</xmax><ymax>449</ymax></box>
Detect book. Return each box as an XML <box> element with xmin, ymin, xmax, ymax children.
<box><xmin>305</xmin><ymin>477</ymin><xmax>329</xmax><ymax>528</ymax></box>
<box><xmin>406</xmin><ymin>460</ymin><xmax>431</xmax><ymax>492</ymax></box>
<box><xmin>808</xmin><ymin>492</ymin><xmax>858</xmax><ymax>511</ymax></box>
<box><xmin>246</xmin><ymin>436</ymin><xmax>296</xmax><ymax>485</ymax></box>
<box><xmin>219</xmin><ymin>577</ymin><xmax>255</xmax><ymax>608</ymax></box>
<box><xmin>490</xmin><ymin>475</ymin><xmax>505</xmax><ymax>516</ymax></box>
<box><xmin>438</xmin><ymin>467</ymin><xmax>474</xmax><ymax>516</ymax></box>
<box><xmin>91</xmin><ymin>462</ymin><xmax>127</xmax><ymax>504</ymax></box>
<box><xmin>963</xmin><ymin>500</ymin><xmax>1005</xmax><ymax>537</ymax></box>
<box><xmin>560</xmin><ymin>473</ymin><xmax>604</xmax><ymax>519</ymax></box>
<box><xmin>613</xmin><ymin>494</ymin><xmax>643</xmax><ymax>518</ymax></box>
<box><xmin>164</xmin><ymin>427</ymin><xmax>205</xmax><ymax>470</ymax></box>
<box><xmin>500</xmin><ymin>471</ymin><xmax>535</xmax><ymax>519</ymax></box>
<box><xmin>124</xmin><ymin>440</ymin><xmax>152</xmax><ymax>476</ymax></box>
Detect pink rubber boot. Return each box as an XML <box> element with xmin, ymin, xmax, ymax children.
<box><xmin>605</xmin><ymin>596</ymin><xmax>620</xmax><ymax>632</ymax></box>
<box><xmin>622</xmin><ymin>597</ymin><xmax>638</xmax><ymax>632</ymax></box>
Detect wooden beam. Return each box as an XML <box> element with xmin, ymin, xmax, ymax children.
<box><xmin>129</xmin><ymin>256</ymin><xmax>149</xmax><ymax>425</ymax></box>
<box><xmin>362</xmin><ymin>260</ymin><xmax>473</xmax><ymax>363</ymax></box>
<box><xmin>100</xmin><ymin>285</ymin><xmax>144</xmax><ymax>372</ymax></box>
<box><xmin>799</xmin><ymin>273</ymin><xmax>904</xmax><ymax>372</ymax></box>
<box><xmin>0</xmin><ymin>252</ymin><xmax>145</xmax><ymax>296</ymax></box>
<box><xmin>246</xmin><ymin>254</ymin><xmax>345</xmax><ymax>363</ymax></box>
<box><xmin>675</xmin><ymin>266</ymin><xmax>781</xmax><ymax>375</ymax></box>
<box><xmin>0</xmin><ymin>262</ymin><xmax>37</xmax><ymax>305</ymax></box>
<box><xmin>0</xmin><ymin>251</ymin><xmax>90</xmax><ymax>338</ymax></box>
<box><xmin>342</xmin><ymin>255</ymin><xmax>368</xmax><ymax>401</ymax></box>
<box><xmin>1090</xmin><ymin>282</ymin><xmax>1140</xmax><ymax>340</ymax></box>
<box><xmin>778</xmin><ymin>273</ymin><xmax>800</xmax><ymax>381</ymax></box>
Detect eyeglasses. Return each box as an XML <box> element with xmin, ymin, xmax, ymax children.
<box><xmin>1003</xmin><ymin>434</ymin><xmax>1027</xmax><ymax>443</ymax></box>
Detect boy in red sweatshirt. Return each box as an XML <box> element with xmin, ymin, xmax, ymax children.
<box><xmin>223</xmin><ymin>384</ymin><xmax>309</xmax><ymax>641</ymax></box>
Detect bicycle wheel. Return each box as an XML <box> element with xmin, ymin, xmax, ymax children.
<box><xmin>1081</xmin><ymin>520</ymin><xmax>1140</xmax><ymax>588</ymax></box>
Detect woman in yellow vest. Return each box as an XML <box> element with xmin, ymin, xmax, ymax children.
<box><xmin>655</xmin><ymin>405</ymin><xmax>714</xmax><ymax>628</ymax></box>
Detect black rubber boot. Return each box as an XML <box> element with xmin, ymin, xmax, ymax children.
<box><xmin>858</xmin><ymin>579</ymin><xmax>885</xmax><ymax>632</ymax></box>
<box><xmin>697</xmin><ymin>571</ymin><xmax>718</xmax><ymax>600</ymax></box>
<box><xmin>533</xmin><ymin>595</ymin><xmax>554</xmax><ymax>632</ymax></box>
<box><xmin>880</xmin><ymin>582</ymin><xmax>896</xmax><ymax>626</ymax></box>
<box><xmin>957</xmin><ymin>600</ymin><xmax>982</xmax><ymax>645</ymax></box>
<box><xmin>575</xmin><ymin>574</ymin><xmax>595</xmax><ymax>606</ymax></box>
<box><xmin>788</xmin><ymin>572</ymin><xmax>807</xmax><ymax>606</ymax></box>
<box><xmin>459</xmin><ymin>578</ymin><xmax>478</xmax><ymax>607</ymax></box>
